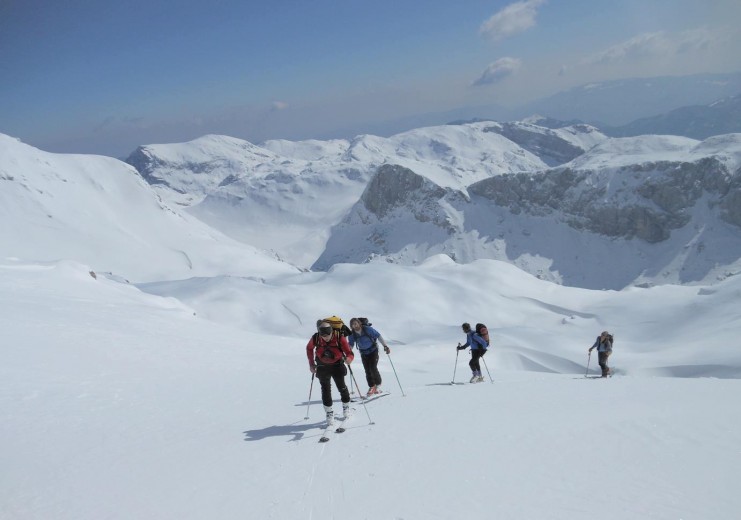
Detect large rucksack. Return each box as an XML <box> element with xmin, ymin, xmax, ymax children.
<box><xmin>322</xmin><ymin>315</ymin><xmax>352</xmax><ymax>337</ymax></box>
<box><xmin>475</xmin><ymin>323</ymin><xmax>490</xmax><ymax>346</ymax></box>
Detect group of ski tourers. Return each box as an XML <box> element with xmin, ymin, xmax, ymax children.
<box><xmin>306</xmin><ymin>316</ymin><xmax>615</xmax><ymax>428</ymax></box>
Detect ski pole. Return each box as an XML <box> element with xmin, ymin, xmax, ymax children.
<box><xmin>452</xmin><ymin>345</ymin><xmax>460</xmax><ymax>384</ymax></box>
<box><xmin>585</xmin><ymin>351</ymin><xmax>591</xmax><ymax>377</ymax></box>
<box><xmin>481</xmin><ymin>354</ymin><xmax>494</xmax><ymax>383</ymax></box>
<box><xmin>304</xmin><ymin>373</ymin><xmax>315</xmax><ymax>419</ymax></box>
<box><xmin>386</xmin><ymin>351</ymin><xmax>406</xmax><ymax>397</ymax></box>
<box><xmin>345</xmin><ymin>359</ymin><xmax>374</xmax><ymax>425</ymax></box>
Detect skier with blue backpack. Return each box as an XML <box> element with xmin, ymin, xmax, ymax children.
<box><xmin>457</xmin><ymin>322</ymin><xmax>489</xmax><ymax>383</ymax></box>
<box><xmin>347</xmin><ymin>317</ymin><xmax>390</xmax><ymax>396</ymax></box>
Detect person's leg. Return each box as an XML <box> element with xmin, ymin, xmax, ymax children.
<box><xmin>369</xmin><ymin>350</ymin><xmax>382</xmax><ymax>387</ymax></box>
<box><xmin>316</xmin><ymin>365</ymin><xmax>334</xmax><ymax>407</ymax></box>
<box><xmin>472</xmin><ymin>350</ymin><xmax>482</xmax><ymax>373</ymax></box>
<box><xmin>330</xmin><ymin>362</ymin><xmax>351</xmax><ymax>403</ymax></box>
<box><xmin>598</xmin><ymin>352</ymin><xmax>608</xmax><ymax>377</ymax></box>
<box><xmin>361</xmin><ymin>353</ymin><xmax>374</xmax><ymax>387</ymax></box>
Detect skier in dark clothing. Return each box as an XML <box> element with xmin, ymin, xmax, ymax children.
<box><xmin>457</xmin><ymin>322</ymin><xmax>488</xmax><ymax>383</ymax></box>
<box><xmin>589</xmin><ymin>330</ymin><xmax>613</xmax><ymax>377</ymax></box>
<box><xmin>347</xmin><ymin>317</ymin><xmax>390</xmax><ymax>396</ymax></box>
<box><xmin>306</xmin><ymin>321</ymin><xmax>355</xmax><ymax>426</ymax></box>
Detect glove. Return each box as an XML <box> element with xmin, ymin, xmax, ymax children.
<box><xmin>457</xmin><ymin>345</ymin><xmax>466</xmax><ymax>351</ymax></box>
<box><xmin>384</xmin><ymin>346</ymin><xmax>390</xmax><ymax>354</ymax></box>
<box><xmin>310</xmin><ymin>365</ymin><xmax>316</xmax><ymax>374</ymax></box>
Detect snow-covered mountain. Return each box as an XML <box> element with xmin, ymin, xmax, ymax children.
<box><xmin>124</xmin><ymin>122</ymin><xmax>605</xmax><ymax>269</ymax></box>
<box><xmin>120</xmin><ymin>122</ymin><xmax>741</xmax><ymax>289</ymax></box>
<box><xmin>316</xmin><ymin>133</ymin><xmax>741</xmax><ymax>289</ymax></box>
<box><xmin>0</xmin><ymin>134</ymin><xmax>298</xmax><ymax>282</ymax></box>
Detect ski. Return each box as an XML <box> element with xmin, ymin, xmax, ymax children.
<box><xmin>335</xmin><ymin>405</ymin><xmax>354</xmax><ymax>433</ymax></box>
<box><xmin>318</xmin><ymin>421</ymin><xmax>334</xmax><ymax>442</ymax></box>
<box><xmin>351</xmin><ymin>391</ymin><xmax>389</xmax><ymax>404</ymax></box>
<box><xmin>318</xmin><ymin>406</ymin><xmax>354</xmax><ymax>442</ymax></box>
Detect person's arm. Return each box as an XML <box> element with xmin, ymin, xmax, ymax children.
<box><xmin>306</xmin><ymin>337</ymin><xmax>316</xmax><ymax>373</ymax></box>
<box><xmin>340</xmin><ymin>335</ymin><xmax>354</xmax><ymax>363</ymax></box>
<box><xmin>369</xmin><ymin>327</ymin><xmax>391</xmax><ymax>353</ymax></box>
<box><xmin>377</xmin><ymin>334</ymin><xmax>390</xmax><ymax>354</ymax></box>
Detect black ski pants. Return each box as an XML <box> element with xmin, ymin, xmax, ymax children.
<box><xmin>598</xmin><ymin>351</ymin><xmax>611</xmax><ymax>377</ymax></box>
<box><xmin>469</xmin><ymin>349</ymin><xmax>486</xmax><ymax>373</ymax></box>
<box><xmin>316</xmin><ymin>361</ymin><xmax>350</xmax><ymax>407</ymax></box>
<box><xmin>361</xmin><ymin>350</ymin><xmax>382</xmax><ymax>388</ymax></box>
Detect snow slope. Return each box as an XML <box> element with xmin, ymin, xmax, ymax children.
<box><xmin>0</xmin><ymin>134</ymin><xmax>298</xmax><ymax>282</ymax></box>
<box><xmin>2</xmin><ymin>256</ymin><xmax>741</xmax><ymax>520</ymax></box>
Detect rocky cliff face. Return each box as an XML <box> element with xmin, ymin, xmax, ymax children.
<box><xmin>469</xmin><ymin>156</ymin><xmax>740</xmax><ymax>243</ymax></box>
<box><xmin>360</xmin><ymin>164</ymin><xmax>448</xmax><ymax>221</ymax></box>
<box><xmin>315</xmin><ymin>134</ymin><xmax>741</xmax><ymax>288</ymax></box>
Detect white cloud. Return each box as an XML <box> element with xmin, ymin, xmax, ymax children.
<box><xmin>271</xmin><ymin>101</ymin><xmax>289</xmax><ymax>111</ymax></box>
<box><xmin>480</xmin><ymin>0</ymin><xmax>546</xmax><ymax>42</ymax></box>
<box><xmin>585</xmin><ymin>27</ymin><xmax>719</xmax><ymax>66</ymax></box>
<box><xmin>471</xmin><ymin>57</ymin><xmax>522</xmax><ymax>86</ymax></box>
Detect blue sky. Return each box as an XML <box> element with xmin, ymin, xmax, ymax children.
<box><xmin>2</xmin><ymin>0</ymin><xmax>740</xmax><ymax>157</ymax></box>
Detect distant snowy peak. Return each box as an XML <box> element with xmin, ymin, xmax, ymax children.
<box><xmin>260</xmin><ymin>138</ymin><xmax>350</xmax><ymax>161</ymax></box>
<box><xmin>480</xmin><ymin>121</ymin><xmax>606</xmax><ymax>166</ymax></box>
<box><xmin>125</xmin><ymin>134</ymin><xmax>287</xmax><ymax>205</ymax></box>
<box><xmin>569</xmin><ymin>133</ymin><xmax>741</xmax><ymax>172</ymax></box>
<box><xmin>519</xmin><ymin>114</ymin><xmax>587</xmax><ymax>129</ymax></box>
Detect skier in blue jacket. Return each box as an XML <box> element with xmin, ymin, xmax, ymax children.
<box><xmin>348</xmin><ymin>318</ymin><xmax>390</xmax><ymax>396</ymax></box>
<box><xmin>457</xmin><ymin>322</ymin><xmax>488</xmax><ymax>383</ymax></box>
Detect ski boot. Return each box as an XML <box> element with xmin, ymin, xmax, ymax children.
<box><xmin>323</xmin><ymin>405</ymin><xmax>334</xmax><ymax>427</ymax></box>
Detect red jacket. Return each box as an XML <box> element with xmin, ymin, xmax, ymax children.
<box><xmin>306</xmin><ymin>332</ymin><xmax>354</xmax><ymax>369</ymax></box>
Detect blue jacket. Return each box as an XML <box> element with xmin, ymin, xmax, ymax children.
<box><xmin>348</xmin><ymin>325</ymin><xmax>382</xmax><ymax>355</ymax></box>
<box><xmin>463</xmin><ymin>332</ymin><xmax>488</xmax><ymax>351</ymax></box>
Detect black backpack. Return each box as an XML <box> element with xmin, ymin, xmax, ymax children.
<box><xmin>475</xmin><ymin>323</ymin><xmax>490</xmax><ymax>346</ymax></box>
